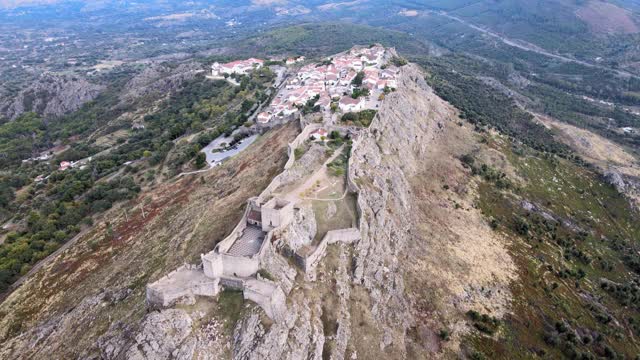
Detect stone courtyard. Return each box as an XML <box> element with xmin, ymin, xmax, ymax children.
<box><xmin>227</xmin><ymin>225</ymin><xmax>265</xmax><ymax>257</ymax></box>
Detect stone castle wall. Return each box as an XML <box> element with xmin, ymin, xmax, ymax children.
<box><xmin>284</xmin><ymin>123</ymin><xmax>323</xmax><ymax>170</ymax></box>
<box><xmin>215</xmin><ymin>203</ymin><xmax>251</xmax><ymax>253</ymax></box>
<box><xmin>146</xmin><ymin>264</ymin><xmax>220</xmax><ymax>308</ymax></box>
<box><xmin>292</xmin><ymin>227</ymin><xmax>362</xmax><ymax>279</ymax></box>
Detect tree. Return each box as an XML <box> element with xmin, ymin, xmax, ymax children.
<box><xmin>195</xmin><ymin>152</ymin><xmax>207</xmax><ymax>169</ymax></box>
<box><xmin>241</xmin><ymin>99</ymin><xmax>255</xmax><ymax>113</ymax></box>
<box><xmin>351</xmin><ymin>87</ymin><xmax>370</xmax><ymax>99</ymax></box>
<box><xmin>352</xmin><ymin>71</ymin><xmax>365</xmax><ymax>86</ymax></box>
<box><xmin>0</xmin><ymin>183</ymin><xmax>15</xmax><ymax>208</ymax></box>
<box><xmin>190</xmin><ymin>120</ymin><xmax>204</xmax><ymax>132</ymax></box>
<box><xmin>391</xmin><ymin>56</ymin><xmax>407</xmax><ymax>67</ymax></box>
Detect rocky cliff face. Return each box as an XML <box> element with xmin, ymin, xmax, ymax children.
<box><xmin>346</xmin><ymin>64</ymin><xmax>440</xmax><ymax>356</ymax></box>
<box><xmin>0</xmin><ymin>73</ymin><xmax>104</xmax><ymax>120</ymax></box>
<box><xmin>119</xmin><ymin>62</ymin><xmax>203</xmax><ymax>104</ymax></box>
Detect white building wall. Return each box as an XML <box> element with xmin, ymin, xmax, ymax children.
<box><xmin>202</xmin><ymin>252</ymin><xmax>224</xmax><ymax>278</ymax></box>
<box><xmin>146</xmin><ymin>265</ymin><xmax>221</xmax><ymax>308</ymax></box>
<box><xmin>220</xmin><ymin>254</ymin><xmax>260</xmax><ymax>277</ymax></box>
<box><xmin>261</xmin><ymin>207</ymin><xmax>280</xmax><ymax>231</ymax></box>
<box><xmin>261</xmin><ymin>200</ymin><xmax>294</xmax><ymax>232</ymax></box>
<box><xmin>202</xmin><ymin>252</ymin><xmax>260</xmax><ymax>278</ymax></box>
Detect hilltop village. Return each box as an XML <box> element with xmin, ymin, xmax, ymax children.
<box><xmin>209</xmin><ymin>46</ymin><xmax>397</xmax><ymax>126</ymax></box>
<box><xmin>147</xmin><ymin>45</ymin><xmax>400</xmax><ymax>322</ymax></box>
<box><xmin>258</xmin><ymin>46</ymin><xmax>398</xmax><ymax>123</ymax></box>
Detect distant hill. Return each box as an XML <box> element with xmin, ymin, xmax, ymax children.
<box><xmin>382</xmin><ymin>0</ymin><xmax>640</xmax><ymax>70</ymax></box>
<box><xmin>232</xmin><ymin>22</ymin><xmax>434</xmax><ymax>58</ymax></box>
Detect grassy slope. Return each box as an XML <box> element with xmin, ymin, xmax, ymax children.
<box><xmin>0</xmin><ymin>122</ymin><xmax>298</xmax><ymax>358</ymax></box>
<box><xmin>469</xmin><ymin>136</ymin><xmax>640</xmax><ymax>359</ymax></box>
<box><xmin>419</xmin><ymin>54</ymin><xmax>640</xmax><ymax>357</ymax></box>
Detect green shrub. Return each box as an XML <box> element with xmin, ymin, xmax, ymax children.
<box><xmin>195</xmin><ymin>152</ymin><xmax>207</xmax><ymax>169</ymax></box>
<box><xmin>341</xmin><ymin>110</ymin><xmax>377</xmax><ymax>127</ymax></box>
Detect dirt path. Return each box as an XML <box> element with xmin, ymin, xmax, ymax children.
<box><xmin>282</xmin><ymin>145</ymin><xmax>345</xmax><ymax>203</ymax></box>
<box><xmin>300</xmin><ymin>188</ymin><xmax>348</xmax><ymax>202</ymax></box>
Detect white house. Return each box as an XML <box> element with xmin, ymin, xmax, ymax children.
<box><xmin>59</xmin><ymin>161</ymin><xmax>72</xmax><ymax>171</ymax></box>
<box><xmin>325</xmin><ymin>73</ymin><xmax>338</xmax><ymax>86</ymax></box>
<box><xmin>257</xmin><ymin>112</ymin><xmax>272</xmax><ymax>124</ymax></box>
<box><xmin>339</xmin><ymin>96</ymin><xmax>365</xmax><ymax>112</ymax></box>
<box><xmin>316</xmin><ymin>96</ymin><xmax>332</xmax><ymax>110</ymax></box>
<box><xmin>286</xmin><ymin>56</ymin><xmax>305</xmax><ymax>65</ymax></box>
<box><xmin>212</xmin><ymin>58</ymin><xmax>264</xmax><ymax>76</ymax></box>
<box><xmin>309</xmin><ymin>128</ymin><xmax>328</xmax><ymax>141</ymax></box>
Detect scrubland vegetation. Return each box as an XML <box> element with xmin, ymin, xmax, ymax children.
<box><xmin>0</xmin><ymin>68</ymin><xmax>275</xmax><ymax>292</ymax></box>
<box><xmin>426</xmin><ymin>51</ymin><xmax>640</xmax><ymax>357</ymax></box>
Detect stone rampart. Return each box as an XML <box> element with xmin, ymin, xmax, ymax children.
<box><xmin>215</xmin><ymin>204</ymin><xmax>251</xmax><ymax>253</ymax></box>
<box><xmin>203</xmin><ymin>251</ymin><xmax>260</xmax><ymax>279</ymax></box>
<box><xmin>292</xmin><ymin>227</ymin><xmax>362</xmax><ymax>278</ymax></box>
<box><xmin>146</xmin><ymin>264</ymin><xmax>220</xmax><ymax>308</ymax></box>
<box><xmin>346</xmin><ymin>136</ymin><xmax>364</xmax><ymax>222</ymax></box>
<box><xmin>284</xmin><ymin>123</ymin><xmax>323</xmax><ymax>170</ymax></box>
<box><xmin>219</xmin><ymin>276</ymin><xmax>245</xmax><ymax>290</ymax></box>
<box><xmin>324</xmin><ymin>228</ymin><xmax>361</xmax><ymax>244</ymax></box>
<box><xmin>243</xmin><ymin>279</ymin><xmax>287</xmax><ymax>322</ymax></box>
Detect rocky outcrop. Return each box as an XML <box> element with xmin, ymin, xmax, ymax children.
<box><xmin>126</xmin><ymin>309</ymin><xmax>194</xmax><ymax>359</ymax></box>
<box><xmin>120</xmin><ymin>62</ymin><xmax>203</xmax><ymax>104</ymax></box>
<box><xmin>228</xmin><ymin>62</ymin><xmax>459</xmax><ymax>359</ymax></box>
<box><xmin>346</xmin><ymin>64</ymin><xmax>435</xmax><ymax>354</ymax></box>
<box><xmin>605</xmin><ymin>170</ymin><xmax>627</xmax><ymax>193</ymax></box>
<box><xmin>280</xmin><ymin>203</ymin><xmax>317</xmax><ymax>251</ymax></box>
<box><xmin>232</xmin><ymin>299</ymin><xmax>325</xmax><ymax>360</ymax></box>
<box><xmin>604</xmin><ymin>170</ymin><xmax>640</xmax><ymax>209</ymax></box>
<box><xmin>276</xmin><ymin>143</ymin><xmax>327</xmax><ymax>189</ymax></box>
<box><xmin>97</xmin><ymin>308</ymin><xmax>229</xmax><ymax>360</ymax></box>
<box><xmin>328</xmin><ymin>243</ymin><xmax>352</xmax><ymax>360</ymax></box>
<box><xmin>260</xmin><ymin>240</ymin><xmax>297</xmax><ymax>294</ymax></box>
<box><xmin>0</xmin><ymin>73</ymin><xmax>104</xmax><ymax>120</ymax></box>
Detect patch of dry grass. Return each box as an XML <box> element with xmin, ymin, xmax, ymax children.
<box><xmin>402</xmin><ymin>117</ymin><xmax>517</xmax><ymax>357</ymax></box>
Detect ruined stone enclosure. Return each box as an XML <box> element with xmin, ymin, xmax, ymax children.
<box><xmin>147</xmin><ymin>196</ymin><xmax>294</xmax><ymax>322</ymax></box>
<box><xmin>147</xmin><ymin>121</ymin><xmax>364</xmax><ymax>323</ymax></box>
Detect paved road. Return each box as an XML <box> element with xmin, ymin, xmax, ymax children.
<box><xmin>204</xmin><ymin>134</ymin><xmax>259</xmax><ymax>166</ymax></box>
